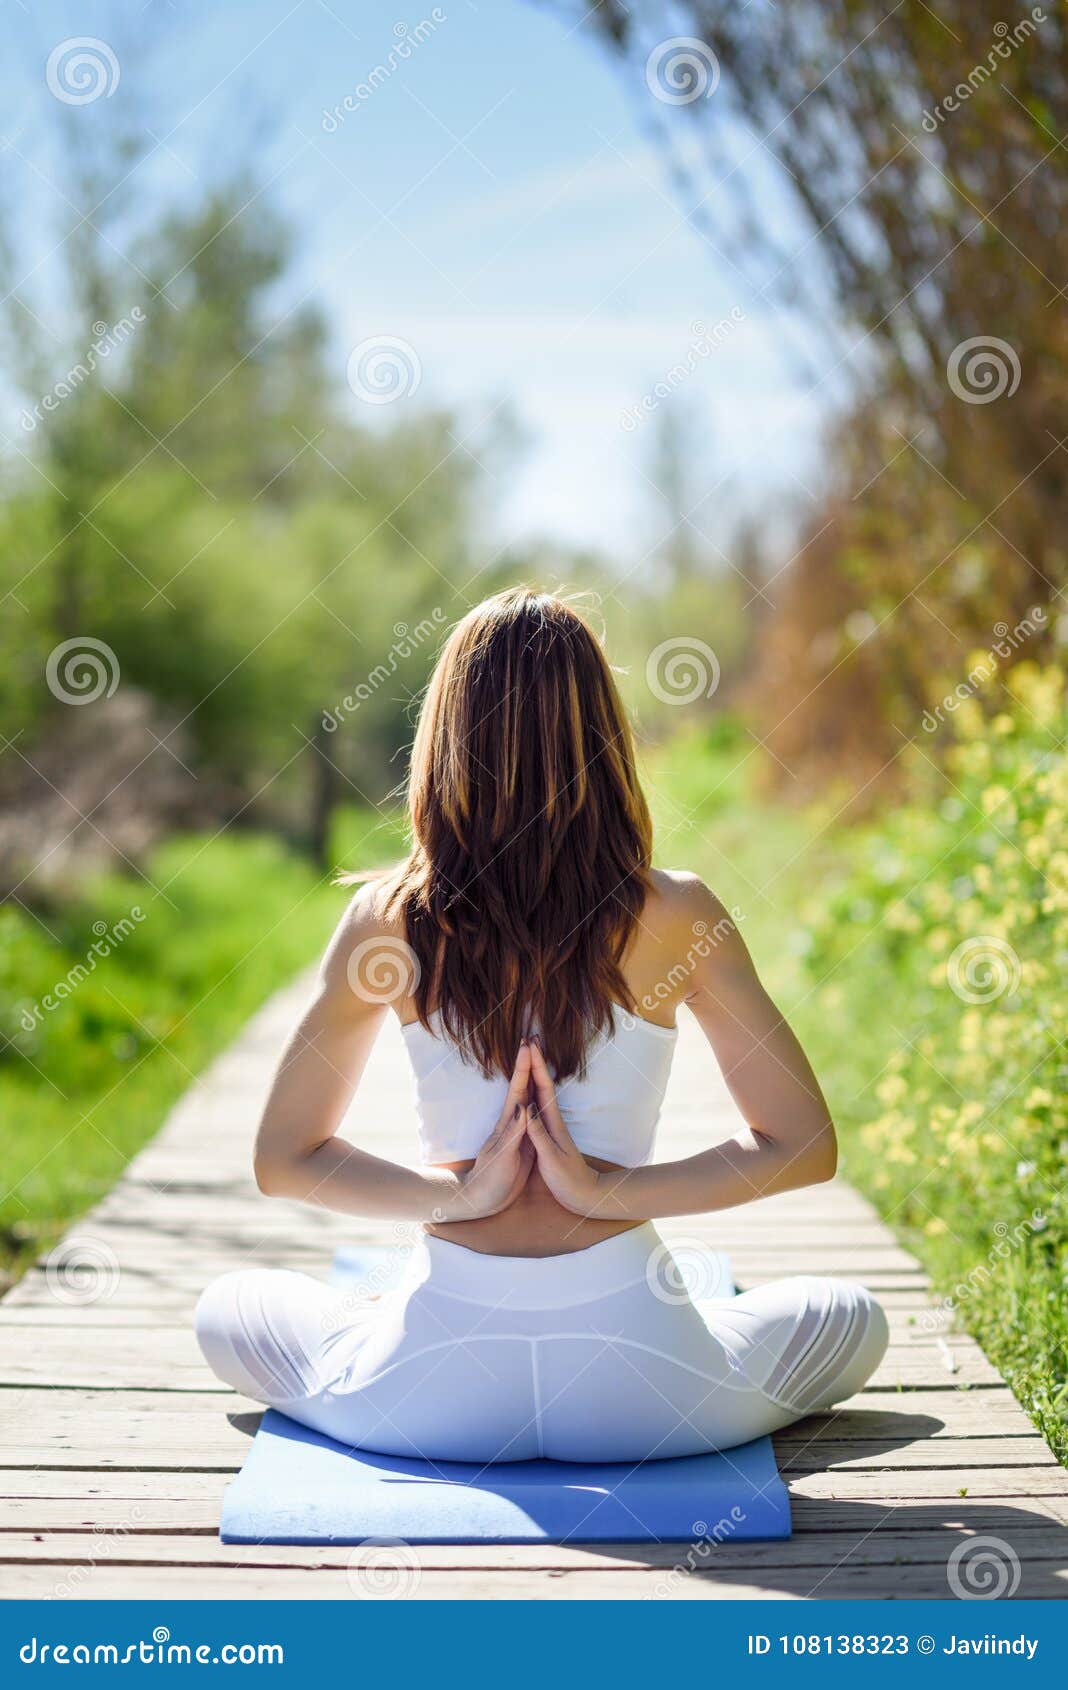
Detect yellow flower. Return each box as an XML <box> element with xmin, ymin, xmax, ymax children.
<box><xmin>953</xmin><ymin>697</ymin><xmax>985</xmax><ymax>741</ymax></box>
<box><xmin>981</xmin><ymin>786</ymin><xmax>1016</xmax><ymax>824</ymax></box>
<box><xmin>887</xmin><ymin>1143</ymin><xmax>917</xmax><ymax>1165</ymax></box>
<box><xmin>964</xmin><ymin>649</ymin><xmax>996</xmax><ymax>689</ymax></box>
<box><xmin>877</xmin><ymin>1074</ymin><xmax>908</xmax><ymax>1106</ymax></box>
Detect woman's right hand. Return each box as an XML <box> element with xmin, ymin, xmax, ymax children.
<box><xmin>435</xmin><ymin>1043</ymin><xmax>536</xmax><ymax>1222</ymax></box>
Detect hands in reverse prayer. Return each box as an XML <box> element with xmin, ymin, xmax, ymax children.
<box><xmin>451</xmin><ymin>1037</ymin><xmax>602</xmax><ymax>1222</ymax></box>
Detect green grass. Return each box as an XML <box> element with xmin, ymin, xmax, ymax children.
<box><xmin>644</xmin><ymin>683</ymin><xmax>1068</xmax><ymax>1463</ymax></box>
<box><xmin>0</xmin><ymin>806</ymin><xmax>406</xmax><ymax>1285</ymax></box>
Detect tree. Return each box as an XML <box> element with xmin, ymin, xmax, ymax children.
<box><xmin>565</xmin><ymin>1</ymin><xmax>1068</xmax><ymax>782</ymax></box>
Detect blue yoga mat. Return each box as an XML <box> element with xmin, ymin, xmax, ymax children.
<box><xmin>219</xmin><ymin>1246</ymin><xmax>791</xmax><ymax>1545</ymax></box>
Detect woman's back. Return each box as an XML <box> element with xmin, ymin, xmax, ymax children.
<box><xmin>393</xmin><ymin>868</ymin><xmax>698</xmax><ymax>1257</ymax></box>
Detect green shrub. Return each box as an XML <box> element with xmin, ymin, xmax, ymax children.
<box><xmin>647</xmin><ymin>673</ymin><xmax>1068</xmax><ymax>1461</ymax></box>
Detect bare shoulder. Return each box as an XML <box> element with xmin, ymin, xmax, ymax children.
<box><xmin>635</xmin><ymin>869</ymin><xmax>754</xmax><ymax>1008</ymax></box>
<box><xmin>317</xmin><ymin>876</ymin><xmax>411</xmax><ymax>1012</ymax></box>
<box><xmin>643</xmin><ymin>867</ymin><xmax>739</xmax><ymax>940</ymax></box>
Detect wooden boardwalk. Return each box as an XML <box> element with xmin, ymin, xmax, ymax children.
<box><xmin>3</xmin><ymin>975</ymin><xmax>1067</xmax><ymax>1598</ymax></box>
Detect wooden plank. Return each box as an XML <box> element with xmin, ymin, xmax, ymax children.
<box><xmin>788</xmin><ymin>1467</ymin><xmax>1068</xmax><ymax>1498</ymax></box>
<box><xmin>4</xmin><ymin>1471</ymin><xmax>1065</xmax><ymax>1537</ymax></box>
<box><xmin>0</xmin><ymin>1525</ymin><xmax>1065</xmax><ymax>1577</ymax></box>
<box><xmin>776</xmin><ymin>1437</ymin><xmax>1058</xmax><ymax>1472</ymax></box>
<box><xmin>2</xmin><ymin>1558</ymin><xmax>1065</xmax><ymax>1599</ymax></box>
<box><xmin>0</xmin><ymin>1562</ymin><xmax>810</xmax><ymax>1598</ymax></box>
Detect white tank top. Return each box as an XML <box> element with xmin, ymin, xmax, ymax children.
<box><xmin>401</xmin><ymin>1009</ymin><xmax>678</xmax><ymax>1167</ymax></box>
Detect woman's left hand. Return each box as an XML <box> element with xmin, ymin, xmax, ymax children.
<box><xmin>525</xmin><ymin>1038</ymin><xmax>602</xmax><ymax>1216</ymax></box>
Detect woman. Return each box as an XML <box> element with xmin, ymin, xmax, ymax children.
<box><xmin>196</xmin><ymin>589</ymin><xmax>887</xmax><ymax>1463</ymax></box>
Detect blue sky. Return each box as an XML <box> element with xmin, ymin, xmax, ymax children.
<box><xmin>3</xmin><ymin>0</ymin><xmax>847</xmax><ymax>562</ymax></box>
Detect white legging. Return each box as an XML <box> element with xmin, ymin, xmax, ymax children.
<box><xmin>195</xmin><ymin>1224</ymin><xmax>888</xmax><ymax>1464</ymax></box>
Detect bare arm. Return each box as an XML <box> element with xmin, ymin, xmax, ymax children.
<box><xmin>253</xmin><ymin>890</ymin><xmax>534</xmax><ymax>1222</ymax></box>
<box><xmin>528</xmin><ymin>878</ymin><xmax>837</xmax><ymax>1219</ymax></box>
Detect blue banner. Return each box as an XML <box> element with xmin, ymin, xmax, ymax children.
<box><xmin>2</xmin><ymin>1601</ymin><xmax>1066</xmax><ymax>1684</ymax></box>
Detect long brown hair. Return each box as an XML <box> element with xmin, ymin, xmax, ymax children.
<box><xmin>384</xmin><ymin>588</ymin><xmax>652</xmax><ymax>1080</ymax></box>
